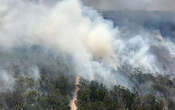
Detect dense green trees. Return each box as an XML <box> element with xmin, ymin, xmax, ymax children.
<box><xmin>0</xmin><ymin>73</ymin><xmax>75</xmax><ymax>110</ymax></box>
<box><xmin>0</xmin><ymin>67</ymin><xmax>174</xmax><ymax>110</ymax></box>
<box><xmin>77</xmin><ymin>79</ymin><xmax>165</xmax><ymax>110</ymax></box>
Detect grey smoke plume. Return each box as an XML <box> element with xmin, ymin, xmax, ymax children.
<box><xmin>0</xmin><ymin>0</ymin><xmax>175</xmax><ymax>91</ymax></box>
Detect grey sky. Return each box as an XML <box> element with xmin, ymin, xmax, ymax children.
<box><xmin>81</xmin><ymin>0</ymin><xmax>175</xmax><ymax>11</ymax></box>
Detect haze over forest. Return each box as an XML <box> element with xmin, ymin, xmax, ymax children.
<box><xmin>0</xmin><ymin>0</ymin><xmax>175</xmax><ymax>110</ymax></box>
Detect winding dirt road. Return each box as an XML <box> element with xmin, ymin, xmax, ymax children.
<box><xmin>70</xmin><ymin>76</ymin><xmax>80</xmax><ymax>110</ymax></box>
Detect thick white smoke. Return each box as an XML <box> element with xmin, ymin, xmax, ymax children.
<box><xmin>0</xmin><ymin>0</ymin><xmax>175</xmax><ymax>91</ymax></box>
<box><xmin>0</xmin><ymin>0</ymin><xmax>119</xmax><ymax>89</ymax></box>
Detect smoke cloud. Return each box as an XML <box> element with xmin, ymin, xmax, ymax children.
<box><xmin>0</xmin><ymin>0</ymin><xmax>175</xmax><ymax>91</ymax></box>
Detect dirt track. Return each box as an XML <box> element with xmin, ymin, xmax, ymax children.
<box><xmin>70</xmin><ymin>76</ymin><xmax>80</xmax><ymax>110</ymax></box>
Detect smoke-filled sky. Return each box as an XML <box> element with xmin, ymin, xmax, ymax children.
<box><xmin>82</xmin><ymin>0</ymin><xmax>175</xmax><ymax>11</ymax></box>
<box><xmin>0</xmin><ymin>0</ymin><xmax>175</xmax><ymax>91</ymax></box>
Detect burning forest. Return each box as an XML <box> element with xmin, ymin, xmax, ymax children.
<box><xmin>0</xmin><ymin>0</ymin><xmax>175</xmax><ymax>110</ymax></box>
